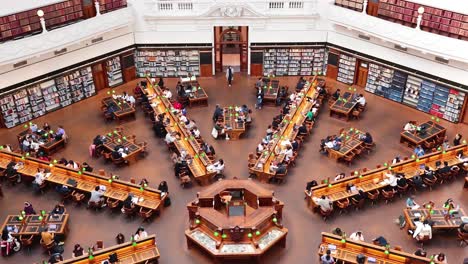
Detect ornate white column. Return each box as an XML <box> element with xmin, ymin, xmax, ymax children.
<box><xmin>247</xmin><ymin>26</ymin><xmax>252</xmax><ymax>75</ymax></box>
<box><xmin>362</xmin><ymin>0</ymin><xmax>368</xmax><ymax>14</ymax></box>
<box><xmin>37</xmin><ymin>10</ymin><xmax>47</xmax><ymax>33</ymax></box>
<box><xmin>416</xmin><ymin>6</ymin><xmax>424</xmax><ymax>30</ymax></box>
<box><xmin>211</xmin><ymin>26</ymin><xmax>215</xmax><ymax>76</ymax></box>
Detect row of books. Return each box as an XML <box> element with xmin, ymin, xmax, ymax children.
<box><xmin>364</xmin><ymin>61</ymin><xmax>465</xmax><ymax>122</ymax></box>
<box><xmin>0</xmin><ymin>66</ymin><xmax>96</xmax><ymax>128</ymax></box>
<box><xmin>135</xmin><ymin>49</ymin><xmax>200</xmax><ymax>77</ymax></box>
<box><xmin>263</xmin><ymin>48</ymin><xmax>326</xmax><ymax>76</ymax></box>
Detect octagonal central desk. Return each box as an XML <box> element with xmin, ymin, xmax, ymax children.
<box><xmin>185</xmin><ymin>179</ymin><xmax>288</xmax><ymax>263</ymax></box>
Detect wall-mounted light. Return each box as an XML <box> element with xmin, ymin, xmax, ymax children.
<box><xmin>416</xmin><ymin>7</ymin><xmax>425</xmax><ymax>30</ymax></box>
<box><xmin>37</xmin><ymin>9</ymin><xmax>47</xmax><ymax>33</ymax></box>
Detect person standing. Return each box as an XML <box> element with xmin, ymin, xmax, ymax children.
<box><xmin>226</xmin><ymin>66</ymin><xmax>234</xmax><ymax>87</ymax></box>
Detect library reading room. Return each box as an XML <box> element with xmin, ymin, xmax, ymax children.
<box><xmin>0</xmin><ymin>0</ymin><xmax>468</xmax><ymax>263</ymax></box>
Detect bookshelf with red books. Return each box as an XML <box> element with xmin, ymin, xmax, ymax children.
<box><xmin>0</xmin><ymin>0</ymin><xmax>83</xmax><ymax>42</ymax></box>
<box><xmin>98</xmin><ymin>0</ymin><xmax>128</xmax><ymax>14</ymax></box>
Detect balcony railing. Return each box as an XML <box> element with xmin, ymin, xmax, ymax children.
<box><xmin>329</xmin><ymin>4</ymin><xmax>468</xmax><ymax>63</ymax></box>
<box><xmin>0</xmin><ymin>7</ymin><xmax>133</xmax><ymax>66</ymax></box>
<box><xmin>145</xmin><ymin>0</ymin><xmax>318</xmax><ymax>17</ymax></box>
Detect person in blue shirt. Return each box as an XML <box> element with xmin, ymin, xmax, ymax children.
<box><xmin>406</xmin><ymin>195</ymin><xmax>420</xmax><ymax>209</ymax></box>
<box><xmin>414</xmin><ymin>145</ymin><xmax>425</xmax><ymax>157</ymax></box>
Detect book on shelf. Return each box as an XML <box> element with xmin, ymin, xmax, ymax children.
<box><xmin>27</xmin><ymin>84</ymin><xmax>46</xmax><ymax>118</ymax></box>
<box><xmin>135</xmin><ymin>49</ymin><xmax>200</xmax><ymax>77</ymax></box>
<box><xmin>106</xmin><ymin>56</ymin><xmax>123</xmax><ymax>87</ymax></box>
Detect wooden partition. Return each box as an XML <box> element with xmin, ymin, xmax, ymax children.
<box><xmin>60</xmin><ymin>234</ymin><xmax>160</xmax><ymax>264</ymax></box>
<box><xmin>319</xmin><ymin>232</ymin><xmax>433</xmax><ymax>263</ymax></box>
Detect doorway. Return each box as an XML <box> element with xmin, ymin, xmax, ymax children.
<box><xmin>214</xmin><ymin>26</ymin><xmax>248</xmax><ymax>73</ymax></box>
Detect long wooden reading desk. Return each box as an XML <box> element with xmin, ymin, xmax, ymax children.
<box><xmin>1</xmin><ymin>214</ymin><xmax>69</xmax><ymax>237</ymax></box>
<box><xmin>306</xmin><ymin>144</ymin><xmax>468</xmax><ymax>211</ymax></box>
<box><xmin>404</xmin><ymin>207</ymin><xmax>466</xmax><ymax>230</ymax></box>
<box><xmin>144</xmin><ymin>77</ymin><xmax>216</xmax><ymax>185</ymax></box>
<box><xmin>319</xmin><ymin>232</ymin><xmax>434</xmax><ymax>264</ymax></box>
<box><xmin>102</xmin><ymin>96</ymin><xmax>136</xmax><ymax>122</ymax></box>
<box><xmin>185</xmin><ymin>180</ymin><xmax>287</xmax><ymax>263</ymax></box>
<box><xmin>329</xmin><ymin>92</ymin><xmax>358</xmax><ymax>121</ymax></box>
<box><xmin>250</xmin><ymin>76</ymin><xmax>319</xmax><ymax>183</ymax></box>
<box><xmin>400</xmin><ymin>120</ymin><xmax>446</xmax><ymax>149</ymax></box>
<box><xmin>0</xmin><ymin>150</ymin><xmax>167</xmax><ymax>212</ymax></box>
<box><xmin>60</xmin><ymin>235</ymin><xmax>160</xmax><ymax>264</ymax></box>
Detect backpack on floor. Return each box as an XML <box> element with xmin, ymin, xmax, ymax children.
<box><xmin>164</xmin><ymin>197</ymin><xmax>171</xmax><ymax>207</ymax></box>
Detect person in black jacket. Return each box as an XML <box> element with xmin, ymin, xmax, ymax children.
<box><xmin>158</xmin><ymin>181</ymin><xmax>169</xmax><ymax>193</ymax></box>
<box><xmin>396</xmin><ymin>174</ymin><xmax>407</xmax><ymax>187</ymax></box>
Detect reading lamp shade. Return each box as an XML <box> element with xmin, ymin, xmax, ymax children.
<box><xmin>37</xmin><ymin>9</ymin><xmax>44</xmax><ymax>17</ymax></box>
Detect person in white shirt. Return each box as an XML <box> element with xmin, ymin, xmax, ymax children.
<box><xmin>165</xmin><ymin>132</ymin><xmax>177</xmax><ymax>144</ymax></box>
<box><xmin>356</xmin><ymin>94</ymin><xmax>366</xmax><ymax>106</ymax></box>
<box><xmin>312</xmin><ymin>195</ymin><xmax>333</xmax><ymax>212</ymax></box>
<box><xmin>180</xmin><ymin>115</ymin><xmax>188</xmax><ymax>123</ymax></box>
<box><xmin>282</xmin><ymin>145</ymin><xmax>294</xmax><ymax>161</ymax></box>
<box><xmin>32</xmin><ymin>168</ymin><xmax>46</xmax><ymax>191</ymax></box>
<box><xmin>350</xmin><ymin>231</ymin><xmax>365</xmax><ymax>242</ymax></box>
<box><xmin>191</xmin><ymin>127</ymin><xmax>201</xmax><ymax>138</ymax></box>
<box><xmin>121</xmin><ymin>92</ymin><xmax>129</xmax><ymax>101</ymax></box>
<box><xmin>163</xmin><ymin>89</ymin><xmax>172</xmax><ymax>100</ymax></box>
<box><xmin>257</xmin><ymin>143</ymin><xmax>265</xmax><ymax>153</ymax></box>
<box><xmin>404</xmin><ymin>121</ymin><xmax>416</xmax><ymax>132</ymax></box>
<box><xmin>185</xmin><ymin>120</ymin><xmax>196</xmax><ymax>130</ymax></box>
<box><xmin>126</xmin><ymin>95</ymin><xmax>136</xmax><ymax>107</ymax></box>
<box><xmin>88</xmin><ymin>186</ymin><xmax>106</xmax><ymax>207</ymax></box>
<box><xmin>212</xmin><ymin>159</ymin><xmax>225</xmax><ymax>174</ymax></box>
<box><xmin>384</xmin><ymin>171</ymin><xmax>398</xmax><ymax>188</ymax></box>
<box><xmin>412</xmin><ymin>219</ymin><xmax>432</xmax><ymax>241</ymax></box>
<box><xmin>118</xmin><ymin>148</ymin><xmax>128</xmax><ymax>158</ymax></box>
<box><xmin>134</xmin><ymin>227</ymin><xmax>148</xmax><ymax>240</ymax></box>
<box><xmin>289</xmin><ymin>93</ymin><xmax>297</xmax><ymax>102</ymax></box>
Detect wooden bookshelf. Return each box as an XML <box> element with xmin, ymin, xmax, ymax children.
<box><xmin>262</xmin><ymin>47</ymin><xmax>326</xmax><ymax>76</ymax></box>
<box><xmin>334</xmin><ymin>0</ymin><xmax>364</xmax><ymax>12</ymax></box>
<box><xmin>135</xmin><ymin>49</ymin><xmax>201</xmax><ymax>78</ymax></box>
<box><xmin>0</xmin><ymin>66</ymin><xmax>96</xmax><ymax>128</ymax></box>
<box><xmin>97</xmin><ymin>0</ymin><xmax>128</xmax><ymax>13</ymax></box>
<box><xmin>0</xmin><ymin>0</ymin><xmax>84</xmax><ymax>42</ymax></box>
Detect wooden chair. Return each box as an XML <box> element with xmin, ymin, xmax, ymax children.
<box><xmin>451</xmin><ymin>166</ymin><xmax>461</xmax><ymax>178</ymax></box>
<box><xmin>382</xmin><ymin>189</ymin><xmax>396</xmax><ymax>204</ymax></box>
<box><xmin>130</xmin><ymin>178</ymin><xmax>136</xmax><ymax>184</ymax></box>
<box><xmin>139</xmin><ymin>142</ymin><xmax>148</xmax><ymax>157</ymax></box>
<box><xmin>103</xmin><ymin>110</ymin><xmax>114</xmax><ymax>122</ymax></box>
<box><xmin>273</xmin><ymin>170</ymin><xmax>287</xmax><ymax>184</ymax></box>
<box><xmin>351</xmin><ymin>197</ymin><xmax>365</xmax><ymax>211</ymax></box>
<box><xmin>364</xmin><ymin>142</ymin><xmax>375</xmax><ymax>154</ymax></box>
<box><xmin>94</xmin><ymin>240</ymin><xmax>104</xmax><ymax>250</ymax></box>
<box><xmin>139</xmin><ymin>207</ymin><xmax>154</xmax><ymax>222</ymax></box>
<box><xmin>106</xmin><ymin>197</ymin><xmax>120</xmax><ymax>211</ymax></box>
<box><xmin>423</xmin><ymin>177</ymin><xmax>437</xmax><ymax>191</ymax></box>
<box><xmin>366</xmin><ymin>190</ymin><xmax>380</xmax><ymax>205</ymax></box>
<box><xmin>40</xmin><ymin>239</ymin><xmax>56</xmax><ymax>253</ymax></box>
<box><xmin>352</xmin><ymin>110</ymin><xmax>361</xmax><ymax>120</ymax></box>
<box><xmin>20</xmin><ymin>235</ymin><xmax>34</xmax><ymax>252</ymax></box>
<box><xmin>111</xmin><ymin>155</ymin><xmax>128</xmax><ymax>167</ymax></box>
<box><xmin>7</xmin><ymin>173</ymin><xmax>20</xmax><ymax>186</ymax></box>
<box><xmin>437</xmin><ymin>171</ymin><xmax>452</xmax><ymax>184</ymax></box>
<box><xmin>319</xmin><ymin>208</ymin><xmax>333</xmax><ymax>221</ymax></box>
<box><xmin>342</xmin><ymin>153</ymin><xmax>355</xmax><ymax>166</ymax></box>
<box><xmin>423</xmin><ymin>140</ymin><xmax>435</xmax><ymax>150</ymax></box>
<box><xmin>336</xmin><ymin>198</ymin><xmax>350</xmax><ymax>214</ymax></box>
<box><xmin>102</xmin><ymin>151</ymin><xmax>112</xmax><ymax>163</ymax></box>
<box><xmin>122</xmin><ymin>206</ymin><xmax>137</xmax><ymax>219</ymax></box>
<box><xmin>87</xmin><ymin>201</ymin><xmax>103</xmax><ymax>211</ymax></box>
<box><xmin>179</xmin><ymin>172</ymin><xmax>193</xmax><ymax>188</ymax></box>
<box><xmin>397</xmin><ymin>184</ymin><xmax>409</xmax><ymax>198</ymax></box>
<box><xmin>71</xmin><ymin>190</ymin><xmax>86</xmax><ymax>206</ymax></box>
<box><xmin>457</xmin><ymin>229</ymin><xmax>468</xmax><ymax>247</ymax></box>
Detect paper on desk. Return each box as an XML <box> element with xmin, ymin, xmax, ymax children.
<box><xmin>45</xmin><ymin>173</ymin><xmax>52</xmax><ymax>178</ymax></box>
<box><xmin>414</xmin><ymin>213</ymin><xmax>421</xmax><ymax>217</ymax></box>
<box><xmin>368</xmin><ymin>257</ymin><xmax>377</xmax><ymax>263</ymax></box>
<box><xmin>132</xmin><ymin>197</ymin><xmax>139</xmax><ymax>203</ymax></box>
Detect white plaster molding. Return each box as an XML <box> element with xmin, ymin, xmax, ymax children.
<box><xmin>0</xmin><ymin>8</ymin><xmax>133</xmax><ymax>66</ymax></box>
